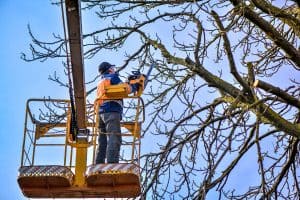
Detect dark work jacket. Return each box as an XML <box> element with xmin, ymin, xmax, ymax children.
<box><xmin>98</xmin><ymin>73</ymin><xmax>139</xmax><ymax>115</ymax></box>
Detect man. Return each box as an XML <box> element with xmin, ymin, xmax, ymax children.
<box><xmin>94</xmin><ymin>62</ymin><xmax>139</xmax><ymax>164</ymax></box>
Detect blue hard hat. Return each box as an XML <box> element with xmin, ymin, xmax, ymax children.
<box><xmin>98</xmin><ymin>62</ymin><xmax>115</xmax><ymax>74</ymax></box>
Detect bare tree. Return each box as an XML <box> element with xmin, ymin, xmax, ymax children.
<box><xmin>23</xmin><ymin>0</ymin><xmax>300</xmax><ymax>199</ymax></box>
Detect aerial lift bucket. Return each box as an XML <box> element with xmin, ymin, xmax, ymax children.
<box><xmin>18</xmin><ymin>98</ymin><xmax>143</xmax><ymax>198</ymax></box>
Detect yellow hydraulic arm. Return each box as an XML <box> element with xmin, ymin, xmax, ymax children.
<box><xmin>64</xmin><ymin>0</ymin><xmax>87</xmax><ymax>186</ymax></box>
<box><xmin>18</xmin><ymin>1</ymin><xmax>149</xmax><ymax>198</ymax></box>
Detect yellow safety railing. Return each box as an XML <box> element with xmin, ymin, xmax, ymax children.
<box><xmin>20</xmin><ymin>97</ymin><xmax>144</xmax><ymax>169</ymax></box>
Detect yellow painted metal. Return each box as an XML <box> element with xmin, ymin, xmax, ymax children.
<box><xmin>104</xmin><ymin>84</ymin><xmax>130</xmax><ymax>98</ymax></box>
<box><xmin>121</xmin><ymin>122</ymin><xmax>141</xmax><ymax>138</ymax></box>
<box><xmin>20</xmin><ymin>99</ymin><xmax>71</xmax><ymax>167</ymax></box>
<box><xmin>19</xmin><ymin>97</ymin><xmax>144</xmax><ymax>198</ymax></box>
<box><xmin>64</xmin><ymin>0</ymin><xmax>88</xmax><ymax>187</ymax></box>
<box><xmin>103</xmin><ymin>82</ymin><xmax>144</xmax><ymax>99</ymax></box>
<box><xmin>36</xmin><ymin>123</ymin><xmax>67</xmax><ymax>139</ymax></box>
<box><xmin>20</xmin><ymin>104</ymin><xmax>29</xmax><ymax>167</ymax></box>
<box><xmin>92</xmin><ymin>103</ymin><xmax>100</xmax><ymax>164</ymax></box>
<box><xmin>20</xmin><ymin>184</ymin><xmax>140</xmax><ymax>198</ymax></box>
<box><xmin>134</xmin><ymin>99</ymin><xmax>141</xmax><ymax>137</ymax></box>
<box><xmin>131</xmin><ymin>98</ymin><xmax>141</xmax><ymax>161</ymax></box>
<box><xmin>74</xmin><ymin>146</ymin><xmax>87</xmax><ymax>186</ymax></box>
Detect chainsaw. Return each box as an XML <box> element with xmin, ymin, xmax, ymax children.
<box><xmin>127</xmin><ymin>63</ymin><xmax>155</xmax><ymax>95</ymax></box>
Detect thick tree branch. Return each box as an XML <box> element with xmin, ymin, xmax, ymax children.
<box><xmin>223</xmin><ymin>95</ymin><xmax>300</xmax><ymax>138</ymax></box>
<box><xmin>211</xmin><ymin>10</ymin><xmax>252</xmax><ymax>95</ymax></box>
<box><xmin>251</xmin><ymin>0</ymin><xmax>300</xmax><ymax>37</ymax></box>
<box><xmin>253</xmin><ymin>79</ymin><xmax>300</xmax><ymax>109</ymax></box>
<box><xmin>230</xmin><ymin>0</ymin><xmax>300</xmax><ymax>69</ymax></box>
<box><xmin>25</xmin><ymin>1</ymin><xmax>300</xmax><ymax>198</ymax></box>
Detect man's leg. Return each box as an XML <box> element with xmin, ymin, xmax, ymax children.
<box><xmin>95</xmin><ymin>116</ymin><xmax>107</xmax><ymax>164</ymax></box>
<box><xmin>102</xmin><ymin>112</ymin><xmax>121</xmax><ymax>163</ymax></box>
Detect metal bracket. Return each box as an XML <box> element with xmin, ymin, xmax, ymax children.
<box><xmin>76</xmin><ymin>128</ymin><xmax>90</xmax><ymax>141</ymax></box>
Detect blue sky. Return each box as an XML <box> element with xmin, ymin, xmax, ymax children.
<box><xmin>0</xmin><ymin>1</ymin><xmax>71</xmax><ymax>199</ymax></box>
<box><xmin>1</xmin><ymin>1</ymin><xmax>298</xmax><ymax>199</ymax></box>
<box><xmin>0</xmin><ymin>1</ymin><xmax>130</xmax><ymax>199</ymax></box>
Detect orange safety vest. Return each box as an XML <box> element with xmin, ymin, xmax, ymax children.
<box><xmin>95</xmin><ymin>78</ymin><xmax>111</xmax><ymax>106</ymax></box>
<box><xmin>94</xmin><ymin>78</ymin><xmax>129</xmax><ymax>111</ymax></box>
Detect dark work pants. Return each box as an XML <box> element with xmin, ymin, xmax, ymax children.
<box><xmin>95</xmin><ymin>112</ymin><xmax>121</xmax><ymax>164</ymax></box>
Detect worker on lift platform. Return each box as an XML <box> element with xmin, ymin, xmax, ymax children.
<box><xmin>94</xmin><ymin>62</ymin><xmax>141</xmax><ymax>164</ymax></box>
